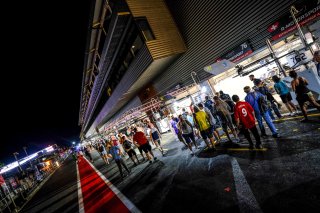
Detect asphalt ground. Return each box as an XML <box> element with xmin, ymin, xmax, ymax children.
<box><xmin>90</xmin><ymin>113</ymin><xmax>320</xmax><ymax>213</ymax></box>
<box><xmin>21</xmin><ymin>157</ymin><xmax>79</xmax><ymax>213</ymax></box>
<box><xmin>21</xmin><ymin>113</ymin><xmax>320</xmax><ymax>213</ymax></box>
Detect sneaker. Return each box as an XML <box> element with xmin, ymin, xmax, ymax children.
<box><xmin>256</xmin><ymin>144</ymin><xmax>263</xmax><ymax>149</ymax></box>
<box><xmin>289</xmin><ymin>113</ymin><xmax>295</xmax><ymax>116</ymax></box>
<box><xmin>272</xmin><ymin>133</ymin><xmax>280</xmax><ymax>138</ymax></box>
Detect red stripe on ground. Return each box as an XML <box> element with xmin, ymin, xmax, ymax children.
<box><xmin>78</xmin><ymin>156</ymin><xmax>130</xmax><ymax>213</ymax></box>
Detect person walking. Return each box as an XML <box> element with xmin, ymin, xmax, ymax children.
<box><xmin>272</xmin><ymin>75</ymin><xmax>298</xmax><ymax>116</ymax></box>
<box><xmin>244</xmin><ymin>86</ymin><xmax>280</xmax><ymax>138</ymax></box>
<box><xmin>170</xmin><ymin>115</ymin><xmax>187</xmax><ymax>147</ymax></box>
<box><xmin>232</xmin><ymin>95</ymin><xmax>262</xmax><ymax>149</ymax></box>
<box><xmin>133</xmin><ymin>127</ymin><xmax>157</xmax><ymax>163</ymax></box>
<box><xmin>121</xmin><ymin>135</ymin><xmax>140</xmax><ymax>166</ymax></box>
<box><xmin>108</xmin><ymin>141</ymin><xmax>131</xmax><ymax>179</ymax></box>
<box><xmin>178</xmin><ymin>114</ymin><xmax>198</xmax><ymax>155</ymax></box>
<box><xmin>84</xmin><ymin>146</ymin><xmax>94</xmax><ymax>163</ymax></box>
<box><xmin>98</xmin><ymin>143</ymin><xmax>110</xmax><ymax>165</ymax></box>
<box><xmin>255</xmin><ymin>79</ymin><xmax>282</xmax><ymax>119</ymax></box>
<box><xmin>146</xmin><ymin>120</ymin><xmax>165</xmax><ymax>156</ymax></box>
<box><xmin>198</xmin><ymin>103</ymin><xmax>221</xmax><ymax>144</ymax></box>
<box><xmin>213</xmin><ymin>96</ymin><xmax>239</xmax><ymax>142</ymax></box>
<box><xmin>289</xmin><ymin>70</ymin><xmax>320</xmax><ymax>122</ymax></box>
<box><xmin>193</xmin><ymin>105</ymin><xmax>216</xmax><ymax>150</ymax></box>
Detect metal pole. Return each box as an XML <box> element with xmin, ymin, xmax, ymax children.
<box><xmin>23</xmin><ymin>147</ymin><xmax>32</xmax><ymax>168</ymax></box>
<box><xmin>266</xmin><ymin>39</ymin><xmax>287</xmax><ymax>77</ymax></box>
<box><xmin>191</xmin><ymin>71</ymin><xmax>202</xmax><ymax>102</ymax></box>
<box><xmin>12</xmin><ymin>153</ymin><xmax>23</xmax><ymax>175</ymax></box>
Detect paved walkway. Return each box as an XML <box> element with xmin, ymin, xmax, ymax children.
<box><xmin>21</xmin><ymin>113</ymin><xmax>320</xmax><ymax>213</ymax></box>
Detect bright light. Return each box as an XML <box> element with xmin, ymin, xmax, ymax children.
<box><xmin>201</xmin><ymin>86</ymin><xmax>207</xmax><ymax>93</ymax></box>
<box><xmin>72</xmin><ymin>142</ymin><xmax>75</xmax><ymax>145</ymax></box>
<box><xmin>45</xmin><ymin>146</ymin><xmax>54</xmax><ymax>152</ymax></box>
<box><xmin>45</xmin><ymin>161</ymin><xmax>50</xmax><ymax>166</ymax></box>
<box><xmin>55</xmin><ymin>161</ymin><xmax>60</xmax><ymax>167</ymax></box>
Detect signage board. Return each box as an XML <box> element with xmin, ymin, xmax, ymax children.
<box><xmin>216</xmin><ymin>42</ymin><xmax>253</xmax><ymax>63</ymax></box>
<box><xmin>267</xmin><ymin>1</ymin><xmax>320</xmax><ymax>40</ymax></box>
<box><xmin>204</xmin><ymin>59</ymin><xmax>236</xmax><ymax>76</ymax></box>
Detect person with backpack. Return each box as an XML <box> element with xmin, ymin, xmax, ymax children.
<box><xmin>244</xmin><ymin>86</ymin><xmax>280</xmax><ymax>138</ymax></box>
<box><xmin>213</xmin><ymin>96</ymin><xmax>239</xmax><ymax>142</ymax></box>
<box><xmin>204</xmin><ymin>96</ymin><xmax>221</xmax><ymax>126</ymax></box>
<box><xmin>121</xmin><ymin>135</ymin><xmax>139</xmax><ymax>166</ymax></box>
<box><xmin>178</xmin><ymin>114</ymin><xmax>198</xmax><ymax>155</ymax></box>
<box><xmin>255</xmin><ymin>79</ymin><xmax>282</xmax><ymax>120</ymax></box>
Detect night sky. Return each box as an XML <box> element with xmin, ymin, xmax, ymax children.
<box><xmin>1</xmin><ymin>1</ymin><xmax>92</xmax><ymax>164</ymax></box>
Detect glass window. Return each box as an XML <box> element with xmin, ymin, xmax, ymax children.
<box><xmin>136</xmin><ymin>17</ymin><xmax>155</xmax><ymax>41</ymax></box>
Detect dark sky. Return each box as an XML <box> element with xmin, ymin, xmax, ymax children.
<box><xmin>1</xmin><ymin>1</ymin><xmax>92</xmax><ymax>164</ymax></box>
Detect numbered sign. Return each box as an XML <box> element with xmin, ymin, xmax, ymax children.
<box><xmin>286</xmin><ymin>50</ymin><xmax>313</xmax><ymax>67</ymax></box>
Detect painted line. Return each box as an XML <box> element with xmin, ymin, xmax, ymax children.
<box><xmin>231</xmin><ymin>157</ymin><xmax>263</xmax><ymax>213</ymax></box>
<box><xmin>221</xmin><ymin>148</ymin><xmax>268</xmax><ymax>152</ymax></box>
<box><xmin>76</xmin><ymin>161</ymin><xmax>85</xmax><ymax>213</ymax></box>
<box><xmin>80</xmin><ymin>156</ymin><xmax>141</xmax><ymax>213</ymax></box>
<box><xmin>273</xmin><ymin>113</ymin><xmax>320</xmax><ymax>122</ymax></box>
<box><xmin>203</xmin><ymin>147</ymin><xmax>268</xmax><ymax>152</ymax></box>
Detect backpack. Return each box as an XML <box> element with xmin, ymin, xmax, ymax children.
<box><xmin>257</xmin><ymin>94</ymin><xmax>269</xmax><ymax>114</ymax></box>
<box><xmin>123</xmin><ymin>140</ymin><xmax>132</xmax><ymax>150</ymax></box>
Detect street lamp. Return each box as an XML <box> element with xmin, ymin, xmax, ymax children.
<box><xmin>23</xmin><ymin>146</ymin><xmax>33</xmax><ymax>167</ymax></box>
<box><xmin>13</xmin><ymin>152</ymin><xmax>24</xmax><ymax>175</ymax></box>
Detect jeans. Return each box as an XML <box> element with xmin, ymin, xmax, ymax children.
<box><xmin>269</xmin><ymin>101</ymin><xmax>282</xmax><ymax>119</ymax></box>
<box><xmin>255</xmin><ymin>110</ymin><xmax>277</xmax><ymax>135</ymax></box>
<box><xmin>115</xmin><ymin>158</ymin><xmax>130</xmax><ymax>178</ymax></box>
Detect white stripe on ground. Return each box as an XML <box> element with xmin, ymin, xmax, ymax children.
<box><xmin>82</xmin><ymin>157</ymin><xmax>142</xmax><ymax>213</ymax></box>
<box><xmin>231</xmin><ymin>157</ymin><xmax>263</xmax><ymax>213</ymax></box>
<box><xmin>76</xmin><ymin>162</ymin><xmax>85</xmax><ymax>213</ymax></box>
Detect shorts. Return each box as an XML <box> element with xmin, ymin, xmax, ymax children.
<box><xmin>127</xmin><ymin>149</ymin><xmax>136</xmax><ymax>158</ymax></box>
<box><xmin>296</xmin><ymin>92</ymin><xmax>313</xmax><ymax>106</ymax></box>
<box><xmin>182</xmin><ymin>133</ymin><xmax>195</xmax><ymax>144</ymax></box>
<box><xmin>177</xmin><ymin>132</ymin><xmax>184</xmax><ymax>142</ymax></box>
<box><xmin>280</xmin><ymin>93</ymin><xmax>292</xmax><ymax>104</ymax></box>
<box><xmin>200</xmin><ymin>128</ymin><xmax>213</xmax><ymax>140</ymax></box>
<box><xmin>140</xmin><ymin>143</ymin><xmax>152</xmax><ymax>153</ymax></box>
<box><xmin>101</xmin><ymin>150</ymin><xmax>107</xmax><ymax>156</ymax></box>
<box><xmin>151</xmin><ymin>131</ymin><xmax>160</xmax><ymax>141</ymax></box>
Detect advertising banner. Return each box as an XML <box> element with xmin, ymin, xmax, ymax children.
<box><xmin>216</xmin><ymin>42</ymin><xmax>253</xmax><ymax>63</ymax></box>
<box><xmin>267</xmin><ymin>1</ymin><xmax>320</xmax><ymax>40</ymax></box>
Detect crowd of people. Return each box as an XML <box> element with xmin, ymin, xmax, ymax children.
<box><xmin>74</xmin><ymin>70</ymin><xmax>319</xmax><ymax>180</ymax></box>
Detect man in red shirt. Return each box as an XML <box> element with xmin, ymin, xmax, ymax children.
<box><xmin>232</xmin><ymin>95</ymin><xmax>262</xmax><ymax>149</ymax></box>
<box><xmin>133</xmin><ymin>127</ymin><xmax>157</xmax><ymax>163</ymax></box>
